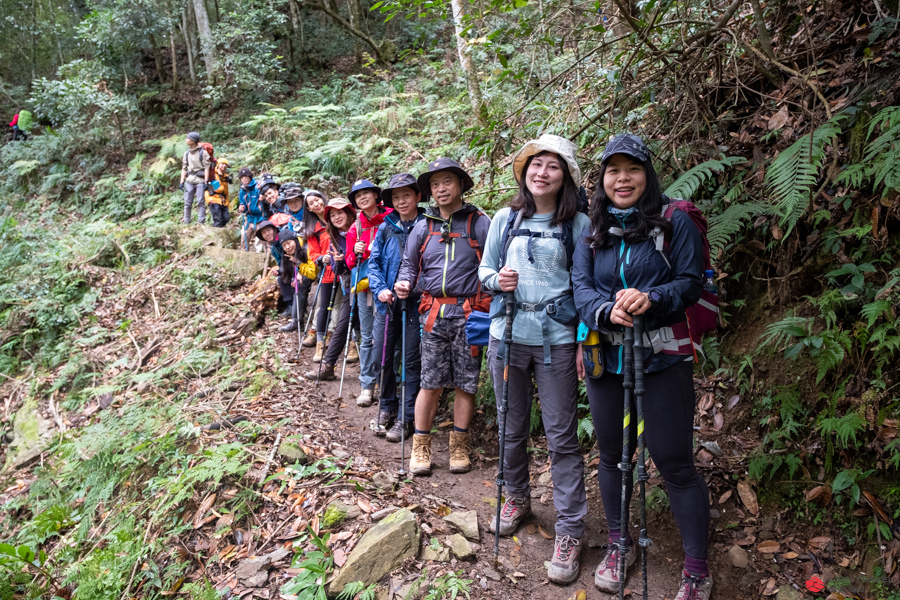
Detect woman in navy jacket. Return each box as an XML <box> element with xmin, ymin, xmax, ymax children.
<box><xmin>572</xmin><ymin>135</ymin><xmax>712</xmax><ymax>600</ymax></box>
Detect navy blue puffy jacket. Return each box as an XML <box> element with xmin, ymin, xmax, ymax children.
<box><xmin>572</xmin><ymin>208</ymin><xmax>704</xmax><ymax>374</ymax></box>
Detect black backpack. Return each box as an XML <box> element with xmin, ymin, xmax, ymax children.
<box><xmin>498</xmin><ymin>209</ymin><xmax>576</xmax><ymax>271</ymax></box>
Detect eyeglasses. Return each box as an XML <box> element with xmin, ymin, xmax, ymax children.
<box><xmin>440</xmin><ymin>223</ymin><xmax>451</xmax><ymax>243</ymax></box>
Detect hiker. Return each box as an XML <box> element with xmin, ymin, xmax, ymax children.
<box><xmin>571</xmin><ymin>134</ymin><xmax>712</xmax><ymax>599</ymax></box>
<box><xmin>346</xmin><ymin>179</ymin><xmax>391</xmax><ymax>407</ymax></box>
<box><xmin>180</xmin><ymin>132</ymin><xmax>210</xmax><ymax>224</ymax></box>
<box><xmin>255</xmin><ymin>219</ymin><xmax>298</xmax><ymax>322</ymax></box>
<box><xmin>238</xmin><ymin>167</ymin><xmax>264</xmax><ymax>250</ymax></box>
<box><xmin>394</xmin><ymin>158</ymin><xmax>491</xmax><ymax>476</ymax></box>
<box><xmin>278</xmin><ymin>228</ymin><xmax>318</xmax><ymax>333</ymax></box>
<box><xmin>205</xmin><ymin>158</ymin><xmax>232</xmax><ymax>228</ymax></box>
<box><xmin>368</xmin><ymin>173</ymin><xmax>425</xmax><ymax>442</ymax></box>
<box><xmin>278</xmin><ymin>187</ymin><xmax>312</xmax><ymax>332</ymax></box>
<box><xmin>8</xmin><ymin>109</ymin><xmax>32</xmax><ymax>141</ymax></box>
<box><xmin>259</xmin><ymin>174</ymin><xmax>283</xmax><ymax>220</ymax></box>
<box><xmin>304</xmin><ymin>198</ymin><xmax>357</xmax><ymax>380</ymax></box>
<box><xmin>301</xmin><ymin>190</ymin><xmax>335</xmax><ymax>358</ymax></box>
<box><xmin>478</xmin><ymin>135</ymin><xmax>590</xmax><ymax>585</ymax></box>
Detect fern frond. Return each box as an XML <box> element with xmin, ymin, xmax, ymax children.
<box><xmin>707</xmin><ymin>201</ymin><xmax>766</xmax><ymax>255</ymax></box>
<box><xmin>860</xmin><ymin>299</ymin><xmax>891</xmax><ymax>327</ymax></box>
<box><xmin>766</xmin><ymin>120</ymin><xmax>843</xmax><ymax>236</ymax></box>
<box><xmin>759</xmin><ymin>315</ymin><xmax>811</xmax><ymax>349</ymax></box>
<box><xmin>664</xmin><ymin>156</ymin><xmax>747</xmax><ymax>199</ymax></box>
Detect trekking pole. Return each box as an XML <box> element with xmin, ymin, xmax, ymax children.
<box><xmin>398</xmin><ymin>297</ymin><xmax>408</xmax><ymax>478</ymax></box>
<box><xmin>632</xmin><ymin>314</ymin><xmax>651</xmax><ymax>600</ymax></box>
<box><xmin>316</xmin><ymin>270</ymin><xmax>340</xmax><ymax>388</ymax></box>
<box><xmin>338</xmin><ymin>252</ymin><xmax>363</xmax><ymax>398</ymax></box>
<box><xmin>378</xmin><ymin>307</ymin><xmax>390</xmax><ymax>401</ymax></box>
<box><xmin>618</xmin><ymin>321</ymin><xmax>635</xmax><ymax>600</ymax></box>
<box><xmin>294</xmin><ymin>266</ymin><xmax>303</xmax><ymax>360</ymax></box>
<box><xmin>300</xmin><ymin>269</ymin><xmax>325</xmax><ymax>357</ymax></box>
<box><xmin>242</xmin><ymin>214</ymin><xmax>248</xmax><ymax>251</ymax></box>
<box><xmin>494</xmin><ymin>292</ymin><xmax>515</xmax><ymax>562</ymax></box>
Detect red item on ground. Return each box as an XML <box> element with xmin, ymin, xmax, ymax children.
<box><xmin>805</xmin><ymin>576</ymin><xmax>825</xmax><ymax>594</ymax></box>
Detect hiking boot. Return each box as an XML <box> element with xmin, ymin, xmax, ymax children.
<box><xmin>302</xmin><ymin>329</ymin><xmax>317</xmax><ymax>347</ymax></box>
<box><xmin>674</xmin><ymin>571</ymin><xmax>713</xmax><ymax>600</ymax></box>
<box><xmin>304</xmin><ymin>362</ymin><xmax>335</xmax><ymax>380</ymax></box>
<box><xmin>279</xmin><ymin>320</ymin><xmax>298</xmax><ymax>332</ymax></box>
<box><xmin>386</xmin><ymin>419</ymin><xmax>413</xmax><ymax>443</ymax></box>
<box><xmin>488</xmin><ymin>496</ymin><xmax>531</xmax><ymax>536</ymax></box>
<box><xmin>370</xmin><ymin>410</ymin><xmax>395</xmax><ymax>436</ymax></box>
<box><xmin>409</xmin><ymin>433</ymin><xmax>432</xmax><ymax>476</ymax></box>
<box><xmin>312</xmin><ymin>341</ymin><xmax>325</xmax><ymax>363</ymax></box>
<box><xmin>279</xmin><ymin>306</ymin><xmax>293</xmax><ymax>317</ymax></box>
<box><xmin>594</xmin><ymin>542</ymin><xmax>636</xmax><ymax>593</ymax></box>
<box><xmin>548</xmin><ymin>535</ymin><xmax>582</xmax><ymax>585</ymax></box>
<box><xmin>346</xmin><ymin>342</ymin><xmax>359</xmax><ymax>363</ymax></box>
<box><xmin>448</xmin><ymin>430</ymin><xmax>471</xmax><ymax>473</ymax></box>
<box><xmin>356</xmin><ymin>387</ymin><xmax>375</xmax><ymax>407</ymax></box>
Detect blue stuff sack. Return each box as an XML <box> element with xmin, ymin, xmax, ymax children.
<box><xmin>465</xmin><ymin>310</ymin><xmax>491</xmax><ymax>348</ymax></box>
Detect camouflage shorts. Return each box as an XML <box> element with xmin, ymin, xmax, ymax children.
<box><xmin>419</xmin><ymin>315</ymin><xmax>482</xmax><ymax>394</ymax></box>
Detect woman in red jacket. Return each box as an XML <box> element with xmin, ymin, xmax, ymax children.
<box><xmin>303</xmin><ymin>190</ymin><xmax>334</xmax><ymax>362</ymax></box>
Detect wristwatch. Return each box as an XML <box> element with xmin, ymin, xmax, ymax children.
<box><xmin>648</xmin><ymin>289</ymin><xmax>662</xmax><ymax>306</ymax></box>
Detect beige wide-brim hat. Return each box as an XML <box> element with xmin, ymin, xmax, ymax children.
<box><xmin>512</xmin><ymin>134</ymin><xmax>582</xmax><ymax>188</ymax></box>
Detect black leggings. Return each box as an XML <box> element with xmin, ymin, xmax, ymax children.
<box><xmin>586</xmin><ymin>360</ymin><xmax>709</xmax><ymax>560</ymax></box>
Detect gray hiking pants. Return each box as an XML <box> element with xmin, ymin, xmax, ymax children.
<box><xmin>183</xmin><ymin>181</ymin><xmax>206</xmax><ymax>223</ymax></box>
<box><xmin>488</xmin><ymin>337</ymin><xmax>587</xmax><ymax>538</ymax></box>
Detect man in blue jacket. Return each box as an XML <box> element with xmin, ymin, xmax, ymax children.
<box><xmin>238</xmin><ymin>167</ymin><xmax>263</xmax><ymax>251</ymax></box>
<box><xmin>368</xmin><ymin>173</ymin><xmax>426</xmax><ymax>442</ymax></box>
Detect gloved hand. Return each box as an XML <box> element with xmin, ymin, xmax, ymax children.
<box><xmin>178</xmin><ymin>182</ymin><xmax>185</xmax><ymax>192</ymax></box>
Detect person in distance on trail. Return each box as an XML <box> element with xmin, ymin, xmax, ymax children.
<box><xmin>238</xmin><ymin>167</ymin><xmax>264</xmax><ymax>251</ymax></box>
<box><xmin>259</xmin><ymin>174</ymin><xmax>283</xmax><ymax>220</ymax></box>
<box><xmin>394</xmin><ymin>158</ymin><xmax>491</xmax><ymax>476</ymax></box>
<box><xmin>205</xmin><ymin>158</ymin><xmax>233</xmax><ymax>228</ymax></box>
<box><xmin>8</xmin><ymin>109</ymin><xmax>32</xmax><ymax>141</ymax></box>
<box><xmin>301</xmin><ymin>190</ymin><xmax>335</xmax><ymax>360</ymax></box>
<box><xmin>277</xmin><ymin>187</ymin><xmax>313</xmax><ymax>332</ymax></box>
<box><xmin>180</xmin><ymin>132</ymin><xmax>210</xmax><ymax>224</ymax></box>
<box><xmin>346</xmin><ymin>179</ymin><xmax>391</xmax><ymax>408</ymax></box>
<box><xmin>571</xmin><ymin>134</ymin><xmax>712</xmax><ymax>600</ymax></box>
<box><xmin>277</xmin><ymin>227</ymin><xmax>318</xmax><ymax>334</ymax></box>
<box><xmin>303</xmin><ymin>198</ymin><xmax>357</xmax><ymax>381</ymax></box>
<box><xmin>478</xmin><ymin>134</ymin><xmax>590</xmax><ymax>585</ymax></box>
<box><xmin>367</xmin><ymin>173</ymin><xmax>426</xmax><ymax>442</ymax></box>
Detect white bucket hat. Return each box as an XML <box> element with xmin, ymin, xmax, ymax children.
<box><xmin>512</xmin><ymin>134</ymin><xmax>582</xmax><ymax>188</ymax></box>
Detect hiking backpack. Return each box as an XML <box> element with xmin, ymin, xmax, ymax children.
<box><xmin>199</xmin><ymin>142</ymin><xmax>217</xmax><ymax>181</ymax></box>
<box><xmin>653</xmin><ymin>197</ymin><xmax>718</xmax><ymax>356</ymax></box>
<box><xmin>498</xmin><ymin>209</ymin><xmax>576</xmax><ymax>271</ymax></box>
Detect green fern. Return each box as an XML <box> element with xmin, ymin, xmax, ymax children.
<box><xmin>766</xmin><ymin>119</ymin><xmax>843</xmax><ymax>236</ymax></box>
<box><xmin>837</xmin><ymin>106</ymin><xmax>900</xmax><ymax>197</ymax></box>
<box><xmin>860</xmin><ymin>299</ymin><xmax>891</xmax><ymax>327</ymax></box>
<box><xmin>707</xmin><ymin>201</ymin><xmax>766</xmax><ymax>254</ymax></box>
<box><xmin>663</xmin><ymin>156</ymin><xmax>747</xmax><ymax>199</ymax></box>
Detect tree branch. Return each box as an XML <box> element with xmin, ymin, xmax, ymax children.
<box><xmin>304</xmin><ymin>0</ymin><xmax>387</xmax><ymax>64</ymax></box>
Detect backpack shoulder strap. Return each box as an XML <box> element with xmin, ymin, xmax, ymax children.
<box><xmin>562</xmin><ymin>219</ymin><xmax>575</xmax><ymax>271</ymax></box>
<box><xmin>498</xmin><ymin>209</ymin><xmax>519</xmax><ymax>268</ymax></box>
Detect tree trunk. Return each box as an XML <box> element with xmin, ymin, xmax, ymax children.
<box><xmin>192</xmin><ymin>0</ymin><xmax>216</xmax><ymax>79</ymax></box>
<box><xmin>148</xmin><ymin>32</ymin><xmax>166</xmax><ymax>84</ymax></box>
<box><xmin>449</xmin><ymin>0</ymin><xmax>485</xmax><ymax>123</ymax></box>
<box><xmin>170</xmin><ymin>29</ymin><xmax>179</xmax><ymax>92</ymax></box>
<box><xmin>347</xmin><ymin>0</ymin><xmax>364</xmax><ymax>62</ymax></box>
<box><xmin>182</xmin><ymin>4</ymin><xmax>197</xmax><ymax>82</ymax></box>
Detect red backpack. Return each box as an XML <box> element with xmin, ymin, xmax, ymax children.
<box><xmin>651</xmin><ymin>197</ymin><xmax>718</xmax><ymax>357</ymax></box>
<box><xmin>199</xmin><ymin>142</ymin><xmax>217</xmax><ymax>181</ymax></box>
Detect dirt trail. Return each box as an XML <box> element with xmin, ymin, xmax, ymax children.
<box><xmin>269</xmin><ymin>327</ymin><xmax>747</xmax><ymax>600</ymax></box>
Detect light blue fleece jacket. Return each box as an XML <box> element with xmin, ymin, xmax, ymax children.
<box><xmin>479</xmin><ymin>207</ymin><xmax>590</xmax><ymax>346</ymax></box>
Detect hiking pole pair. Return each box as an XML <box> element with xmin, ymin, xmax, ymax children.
<box><xmin>315</xmin><ymin>270</ymin><xmax>341</xmax><ymax>388</ymax></box>
<box><xmin>618</xmin><ymin>314</ymin><xmax>651</xmax><ymax>600</ymax></box>
<box><xmin>398</xmin><ymin>298</ymin><xmax>409</xmax><ymax>477</ymax></box>
<box><xmin>299</xmin><ymin>269</ymin><xmax>325</xmax><ymax>359</ymax></box>
<box><xmin>493</xmin><ymin>292</ymin><xmax>515</xmax><ymax>562</ymax></box>
<box><xmin>338</xmin><ymin>251</ymin><xmax>363</xmax><ymax>398</ymax></box>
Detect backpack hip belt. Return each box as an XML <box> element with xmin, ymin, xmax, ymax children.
<box><xmin>513</xmin><ymin>296</ymin><xmax>571</xmax><ymax>365</ymax></box>
<box><xmin>419</xmin><ymin>291</ymin><xmax>491</xmax><ymax>357</ymax></box>
<box><xmin>601</xmin><ymin>322</ymin><xmax>693</xmax><ymax>355</ymax></box>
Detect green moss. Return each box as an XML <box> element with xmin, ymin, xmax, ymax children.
<box><xmin>322</xmin><ymin>504</ymin><xmax>348</xmax><ymax>529</ymax></box>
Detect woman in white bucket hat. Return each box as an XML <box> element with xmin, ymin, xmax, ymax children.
<box><xmin>479</xmin><ymin>133</ymin><xmax>590</xmax><ymax>585</ymax></box>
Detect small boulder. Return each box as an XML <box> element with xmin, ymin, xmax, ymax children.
<box><xmin>445</xmin><ymin>533</ymin><xmax>476</xmax><ymax>560</ymax></box>
<box><xmin>323</xmin><ymin>500</ymin><xmax>361</xmax><ymax>528</ymax></box>
<box><xmin>327</xmin><ymin>509</ymin><xmax>420</xmax><ymax>595</ymax></box>
<box><xmin>775</xmin><ymin>587</ymin><xmax>803</xmax><ymax>600</ymax></box>
<box><xmin>278</xmin><ymin>435</ymin><xmax>309</xmax><ymax>465</ymax></box>
<box><xmin>443</xmin><ymin>510</ymin><xmax>479</xmax><ymax>541</ymax></box>
<box><xmin>420</xmin><ymin>544</ymin><xmax>450</xmax><ymax>562</ymax></box>
<box><xmin>728</xmin><ymin>545</ymin><xmax>749</xmax><ymax>569</ymax></box>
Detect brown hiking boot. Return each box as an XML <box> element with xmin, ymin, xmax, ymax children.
<box><xmin>548</xmin><ymin>535</ymin><xmax>581</xmax><ymax>585</ymax></box>
<box><xmin>302</xmin><ymin>329</ymin><xmax>317</xmax><ymax>347</ymax></box>
<box><xmin>346</xmin><ymin>342</ymin><xmax>359</xmax><ymax>363</ymax></box>
<box><xmin>410</xmin><ymin>433</ymin><xmax>432</xmax><ymax>476</ymax></box>
<box><xmin>304</xmin><ymin>362</ymin><xmax>335</xmax><ymax>380</ymax></box>
<box><xmin>312</xmin><ymin>340</ymin><xmax>325</xmax><ymax>363</ymax></box>
<box><xmin>448</xmin><ymin>430</ymin><xmax>471</xmax><ymax>473</ymax></box>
